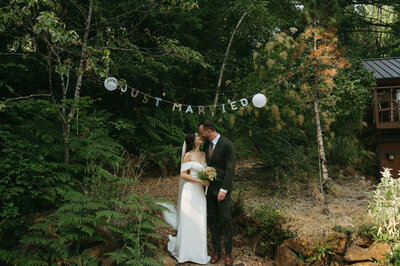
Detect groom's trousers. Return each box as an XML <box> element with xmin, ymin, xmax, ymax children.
<box><xmin>207</xmin><ymin>192</ymin><xmax>233</xmax><ymax>254</ymax></box>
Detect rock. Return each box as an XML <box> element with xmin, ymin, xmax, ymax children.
<box><xmin>274</xmin><ymin>244</ymin><xmax>298</xmax><ymax>266</ymax></box>
<box><xmin>343</xmin><ymin>243</ymin><xmax>370</xmax><ymax>262</ymax></box>
<box><xmin>350</xmin><ymin>263</ymin><xmax>378</xmax><ymax>266</ymax></box>
<box><xmin>283</xmin><ymin>238</ymin><xmax>313</xmax><ymax>257</ymax></box>
<box><xmin>160</xmin><ymin>254</ymin><xmax>176</xmax><ymax>266</ymax></box>
<box><xmin>324</xmin><ymin>233</ymin><xmax>348</xmax><ymax>255</ymax></box>
<box><xmin>354</xmin><ymin>236</ymin><xmax>374</xmax><ymax>248</ymax></box>
<box><xmin>367</xmin><ymin>241</ymin><xmax>392</xmax><ymax>261</ymax></box>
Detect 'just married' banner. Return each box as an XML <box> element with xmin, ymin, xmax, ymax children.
<box><xmin>104</xmin><ymin>77</ymin><xmax>275</xmax><ymax>114</ymax></box>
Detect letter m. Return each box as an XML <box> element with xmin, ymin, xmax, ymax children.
<box><xmin>173</xmin><ymin>103</ymin><xmax>182</xmax><ymax>111</ymax></box>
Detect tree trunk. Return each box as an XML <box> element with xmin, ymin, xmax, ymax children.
<box><xmin>62</xmin><ymin>122</ymin><xmax>71</xmax><ymax>164</ymax></box>
<box><xmin>313</xmin><ymin>21</ymin><xmax>330</xmax><ymax>217</ymax></box>
<box><xmin>63</xmin><ymin>0</ymin><xmax>94</xmax><ymax>163</ymax></box>
<box><xmin>212</xmin><ymin>8</ymin><xmax>249</xmax><ymax>115</ymax></box>
<box><xmin>314</xmin><ymin>98</ymin><xmax>330</xmax><ymax>218</ymax></box>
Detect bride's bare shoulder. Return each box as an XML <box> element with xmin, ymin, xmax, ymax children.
<box><xmin>182</xmin><ymin>152</ymin><xmax>192</xmax><ymax>163</ymax></box>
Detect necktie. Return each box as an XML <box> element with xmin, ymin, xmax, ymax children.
<box><xmin>209</xmin><ymin>142</ymin><xmax>213</xmax><ymax>159</ymax></box>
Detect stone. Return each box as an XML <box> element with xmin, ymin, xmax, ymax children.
<box><xmin>284</xmin><ymin>238</ymin><xmax>314</xmax><ymax>257</ymax></box>
<box><xmin>160</xmin><ymin>254</ymin><xmax>176</xmax><ymax>266</ymax></box>
<box><xmin>343</xmin><ymin>243</ymin><xmax>370</xmax><ymax>262</ymax></box>
<box><xmin>354</xmin><ymin>236</ymin><xmax>374</xmax><ymax>248</ymax></box>
<box><xmin>367</xmin><ymin>241</ymin><xmax>392</xmax><ymax>262</ymax></box>
<box><xmin>324</xmin><ymin>233</ymin><xmax>348</xmax><ymax>255</ymax></box>
<box><xmin>350</xmin><ymin>263</ymin><xmax>379</xmax><ymax>266</ymax></box>
<box><xmin>274</xmin><ymin>244</ymin><xmax>298</xmax><ymax>266</ymax></box>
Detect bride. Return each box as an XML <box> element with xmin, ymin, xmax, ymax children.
<box><xmin>160</xmin><ymin>132</ymin><xmax>210</xmax><ymax>264</ymax></box>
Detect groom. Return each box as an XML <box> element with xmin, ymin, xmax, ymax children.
<box><xmin>199</xmin><ymin>119</ymin><xmax>235</xmax><ymax>266</ymax></box>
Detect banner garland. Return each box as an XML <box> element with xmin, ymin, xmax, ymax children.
<box><xmin>104</xmin><ymin>69</ymin><xmax>301</xmax><ymax>114</ymax></box>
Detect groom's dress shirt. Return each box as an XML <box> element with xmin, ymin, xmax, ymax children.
<box><xmin>210</xmin><ymin>134</ymin><xmax>228</xmax><ymax>194</ymax></box>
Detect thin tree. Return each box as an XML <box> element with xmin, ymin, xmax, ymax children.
<box><xmin>212</xmin><ymin>7</ymin><xmax>250</xmax><ymax>115</ymax></box>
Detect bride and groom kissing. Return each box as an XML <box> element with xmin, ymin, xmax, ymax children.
<box><xmin>160</xmin><ymin>119</ymin><xmax>235</xmax><ymax>265</ymax></box>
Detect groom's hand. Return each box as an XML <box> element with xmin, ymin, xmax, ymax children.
<box><xmin>217</xmin><ymin>190</ymin><xmax>226</xmax><ymax>202</ymax></box>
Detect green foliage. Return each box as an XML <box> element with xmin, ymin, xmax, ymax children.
<box><xmin>0</xmin><ymin>99</ymin><xmax>67</xmax><ymax>221</ymax></box>
<box><xmin>357</xmin><ymin>224</ymin><xmax>378</xmax><ymax>239</ymax></box>
<box><xmin>246</xmin><ymin>204</ymin><xmax>292</xmax><ymax>256</ymax></box>
<box><xmin>386</xmin><ymin>247</ymin><xmax>400</xmax><ymax>266</ymax></box>
<box><xmin>231</xmin><ymin>183</ymin><xmax>246</xmax><ymax>218</ymax></box>
<box><xmin>332</xmin><ymin>224</ymin><xmax>353</xmax><ymax>235</ymax></box>
<box><xmin>326</xmin><ymin>60</ymin><xmax>376</xmax><ymax>172</ymax></box>
<box><xmin>11</xmin><ymin>191</ymin><xmax>163</xmax><ymax>265</ymax></box>
<box><xmin>306</xmin><ymin>238</ymin><xmax>335</xmax><ymax>263</ymax></box>
<box><xmin>0</xmin><ymin>99</ymin><xmax>129</xmax><ymax>221</ymax></box>
<box><xmin>222</xmin><ymin>26</ymin><xmax>374</xmax><ymax>181</ymax></box>
<box><xmin>0</xmin><ymin>98</ymin><xmax>165</xmax><ymax>264</ymax></box>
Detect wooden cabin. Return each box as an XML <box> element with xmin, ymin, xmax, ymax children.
<box><xmin>363</xmin><ymin>57</ymin><xmax>400</xmax><ymax>176</ymax></box>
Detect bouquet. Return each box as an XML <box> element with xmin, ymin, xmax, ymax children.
<box><xmin>198</xmin><ymin>165</ymin><xmax>217</xmax><ymax>195</ymax></box>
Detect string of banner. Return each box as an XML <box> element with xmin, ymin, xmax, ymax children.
<box><xmin>103</xmin><ymin>69</ymin><xmax>301</xmax><ymax>114</ymax></box>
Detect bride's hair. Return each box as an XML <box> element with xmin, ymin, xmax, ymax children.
<box><xmin>185</xmin><ymin>132</ymin><xmax>196</xmax><ymax>152</ymax></box>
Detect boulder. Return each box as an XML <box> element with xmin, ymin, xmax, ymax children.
<box><xmin>160</xmin><ymin>254</ymin><xmax>176</xmax><ymax>266</ymax></box>
<box><xmin>343</xmin><ymin>243</ymin><xmax>370</xmax><ymax>262</ymax></box>
<box><xmin>284</xmin><ymin>238</ymin><xmax>313</xmax><ymax>257</ymax></box>
<box><xmin>324</xmin><ymin>233</ymin><xmax>348</xmax><ymax>255</ymax></box>
<box><xmin>350</xmin><ymin>263</ymin><xmax>379</xmax><ymax>266</ymax></box>
<box><xmin>367</xmin><ymin>241</ymin><xmax>391</xmax><ymax>262</ymax></box>
<box><xmin>274</xmin><ymin>243</ymin><xmax>298</xmax><ymax>266</ymax></box>
<box><xmin>354</xmin><ymin>236</ymin><xmax>374</xmax><ymax>248</ymax></box>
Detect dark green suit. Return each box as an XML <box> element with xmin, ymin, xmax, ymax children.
<box><xmin>205</xmin><ymin>135</ymin><xmax>235</xmax><ymax>254</ymax></box>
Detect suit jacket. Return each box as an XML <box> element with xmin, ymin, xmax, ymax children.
<box><xmin>205</xmin><ymin>136</ymin><xmax>235</xmax><ymax>196</ymax></box>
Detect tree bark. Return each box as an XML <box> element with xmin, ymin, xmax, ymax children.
<box><xmin>63</xmin><ymin>0</ymin><xmax>94</xmax><ymax>163</ymax></box>
<box><xmin>313</xmin><ymin>23</ymin><xmax>330</xmax><ymax>218</ymax></box>
<box><xmin>314</xmin><ymin>97</ymin><xmax>330</xmax><ymax>218</ymax></box>
<box><xmin>212</xmin><ymin>8</ymin><xmax>249</xmax><ymax>115</ymax></box>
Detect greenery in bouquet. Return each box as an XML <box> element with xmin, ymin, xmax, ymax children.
<box><xmin>198</xmin><ymin>166</ymin><xmax>217</xmax><ymax>182</ymax></box>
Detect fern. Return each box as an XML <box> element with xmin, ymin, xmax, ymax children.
<box><xmin>14</xmin><ymin>189</ymin><xmax>164</xmax><ymax>265</ymax></box>
<box><xmin>1</xmin><ymin>100</ymin><xmax>165</xmax><ymax>265</ymax></box>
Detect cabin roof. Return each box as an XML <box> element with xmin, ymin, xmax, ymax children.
<box><xmin>363</xmin><ymin>57</ymin><xmax>400</xmax><ymax>80</ymax></box>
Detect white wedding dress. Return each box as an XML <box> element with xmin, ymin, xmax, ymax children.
<box><xmin>160</xmin><ymin>161</ymin><xmax>210</xmax><ymax>264</ymax></box>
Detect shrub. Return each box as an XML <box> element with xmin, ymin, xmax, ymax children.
<box><xmin>368</xmin><ymin>168</ymin><xmax>400</xmax><ymax>244</ymax></box>
<box><xmin>247</xmin><ymin>204</ymin><xmax>292</xmax><ymax>257</ymax></box>
<box><xmin>12</xmin><ymin>191</ymin><xmax>164</xmax><ymax>265</ymax></box>
<box><xmin>386</xmin><ymin>247</ymin><xmax>400</xmax><ymax>266</ymax></box>
<box><xmin>306</xmin><ymin>239</ymin><xmax>335</xmax><ymax>264</ymax></box>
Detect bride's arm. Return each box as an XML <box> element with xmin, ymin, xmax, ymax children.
<box><xmin>180</xmin><ymin>153</ymin><xmax>203</xmax><ymax>184</ymax></box>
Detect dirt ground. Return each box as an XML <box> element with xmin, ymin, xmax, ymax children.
<box><xmin>135</xmin><ymin>160</ymin><xmax>376</xmax><ymax>266</ymax></box>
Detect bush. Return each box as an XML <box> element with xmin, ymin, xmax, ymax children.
<box><xmin>246</xmin><ymin>204</ymin><xmax>292</xmax><ymax>257</ymax></box>
<box><xmin>0</xmin><ymin>99</ymin><xmax>166</xmax><ymax>265</ymax></box>
<box><xmin>386</xmin><ymin>247</ymin><xmax>400</xmax><ymax>266</ymax></box>
<box><xmin>8</xmin><ymin>191</ymin><xmax>164</xmax><ymax>265</ymax></box>
<box><xmin>368</xmin><ymin>168</ymin><xmax>400</xmax><ymax>244</ymax></box>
